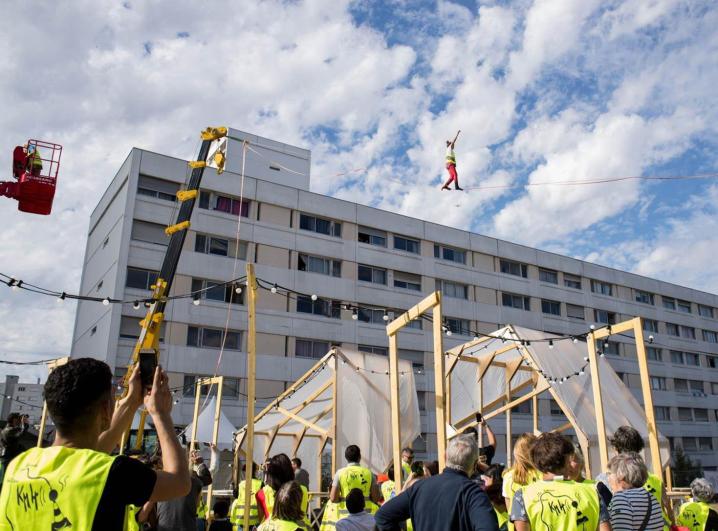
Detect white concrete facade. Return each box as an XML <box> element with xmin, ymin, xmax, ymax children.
<box><xmin>71</xmin><ymin>129</ymin><xmax>718</xmax><ymax>470</ymax></box>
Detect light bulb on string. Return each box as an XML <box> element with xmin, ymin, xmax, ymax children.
<box><xmin>590</xmin><ymin>324</ymin><xmax>595</xmax><ymax>330</ymax></box>
<box><xmin>548</xmin><ymin>340</ymin><xmax>554</xmax><ymax>349</ymax></box>
<box><xmin>11</xmin><ymin>280</ymin><xmax>22</xmax><ymax>291</ymax></box>
<box><xmin>193</xmin><ymin>296</ymin><xmax>201</xmax><ymax>306</ymax></box>
<box><xmin>133</xmin><ymin>301</ymin><xmax>140</xmax><ymax>310</ymax></box>
<box><xmin>351</xmin><ymin>310</ymin><xmax>358</xmax><ymax>320</ymax></box>
<box><xmin>235</xmin><ymin>286</ymin><xmax>242</xmax><ymax>295</ymax></box>
<box><xmin>57</xmin><ymin>292</ymin><xmax>66</xmax><ymax>303</ymax></box>
<box><xmin>572</xmin><ymin>337</ymin><xmax>579</xmax><ymax>344</ymax></box>
<box><xmin>648</xmin><ymin>335</ymin><xmax>654</xmax><ymax>344</ymax></box>
<box><xmin>446</xmin><ymin>329</ymin><xmax>452</xmax><ymax>337</ymax></box>
<box><xmin>271</xmin><ymin>284</ymin><xmax>278</xmax><ymax>294</ymax></box>
<box><xmin>144</xmin><ymin>301</ymin><xmax>151</xmax><ymax>308</ymax></box>
<box><xmin>382</xmin><ymin>312</ymin><xmax>389</xmax><ymax>322</ymax></box>
<box><xmin>102</xmin><ymin>298</ymin><xmax>110</xmax><ymax>306</ymax></box>
<box><xmin>311</xmin><ymin>294</ymin><xmax>318</xmax><ymax>301</ymax></box>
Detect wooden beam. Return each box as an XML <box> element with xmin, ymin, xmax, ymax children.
<box><xmin>454</xmin><ymin>377</ymin><xmax>537</xmax><ymax>429</ymax></box>
<box><xmin>551</xmin><ymin>421</ymin><xmax>573</xmax><ymax>433</ymax></box>
<box><xmin>205</xmin><ymin>376</ymin><xmax>225</xmax><ymax>521</ymax></box>
<box><xmin>243</xmin><ymin>262</ymin><xmax>258</xmax><ymax>531</ymax></box>
<box><xmin>432</xmin><ymin>302</ymin><xmax>447</xmax><ymax>472</ymax></box>
<box><xmin>331</xmin><ymin>352</ymin><xmax>339</xmax><ymax>477</ymax></box>
<box><xmin>587</xmin><ymin>331</ymin><xmax>609</xmax><ymax>471</ymax></box>
<box><xmin>592</xmin><ymin>319</ymin><xmax>636</xmax><ymax>339</ymax></box>
<box><xmin>388</xmin><ymin>332</ymin><xmax>403</xmax><ymax>491</ymax></box>
<box><xmin>385</xmin><ymin>291</ymin><xmax>440</xmax><ymax>336</ymax></box>
<box><xmin>532</xmin><ymin>393</ymin><xmax>539</xmax><ymax>435</ymax></box>
<box><xmin>633</xmin><ymin>317</ymin><xmax>663</xmax><ymax>476</ymax></box>
<box><xmin>445</xmin><ymin>335</ymin><xmax>495</xmax><ymax>356</ymax></box>
<box><xmin>275</xmin><ymin>406</ymin><xmax>329</xmax><ymax>436</ymax></box>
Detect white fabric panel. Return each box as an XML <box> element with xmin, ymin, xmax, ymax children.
<box><xmin>237</xmin><ymin>349</ymin><xmax>421</xmax><ymax>478</ymax></box>
<box><xmin>185</xmin><ymin>396</ymin><xmax>238</xmax><ymax>450</ymax></box>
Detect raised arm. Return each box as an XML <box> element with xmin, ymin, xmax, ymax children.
<box><xmin>146</xmin><ymin>367</ymin><xmax>192</xmax><ymax>501</ymax></box>
<box><xmin>482</xmin><ymin>420</ymin><xmax>496</xmax><ymax>448</ymax></box>
<box><xmin>97</xmin><ymin>365</ymin><xmax>143</xmax><ymax>453</ymax></box>
<box><xmin>451</xmin><ymin>130</ymin><xmax>461</xmax><ymax>147</ymax></box>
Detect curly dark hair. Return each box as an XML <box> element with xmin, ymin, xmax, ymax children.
<box><xmin>273</xmin><ymin>481</ymin><xmax>305</xmax><ymax>522</ymax></box>
<box><xmin>43</xmin><ymin>358</ymin><xmax>113</xmax><ymax>435</ymax></box>
<box><xmin>345</xmin><ymin>445</ymin><xmax>361</xmax><ymax>463</ymax></box>
<box><xmin>265</xmin><ymin>453</ymin><xmax>295</xmax><ymax>492</ymax></box>
<box><xmin>609</xmin><ymin>426</ymin><xmax>644</xmax><ymax>454</ymax></box>
<box><xmin>530</xmin><ymin>432</ymin><xmax>574</xmax><ymax>475</ymax></box>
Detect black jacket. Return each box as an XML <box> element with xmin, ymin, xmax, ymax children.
<box><xmin>375</xmin><ymin>467</ymin><xmax>499</xmax><ymax>531</ymax></box>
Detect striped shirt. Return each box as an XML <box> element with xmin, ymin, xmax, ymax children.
<box><xmin>609</xmin><ymin>488</ymin><xmax>663</xmax><ymax>530</ymax></box>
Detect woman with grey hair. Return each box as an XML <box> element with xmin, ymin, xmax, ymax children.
<box><xmin>677</xmin><ymin>477</ymin><xmax>718</xmax><ymax>530</ymax></box>
<box><xmin>607</xmin><ymin>453</ymin><xmax>663</xmax><ymax>530</ymax></box>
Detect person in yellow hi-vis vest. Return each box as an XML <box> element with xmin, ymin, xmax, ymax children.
<box><xmin>677</xmin><ymin>478</ymin><xmax>718</xmax><ymax>531</ymax></box>
<box><xmin>232</xmin><ymin>462</ymin><xmax>262</xmax><ymax>530</ymax></box>
<box><xmin>321</xmin><ymin>445</ymin><xmax>381</xmax><ymax>531</ymax></box>
<box><xmin>511</xmin><ymin>432</ymin><xmax>611</xmax><ymax>531</ymax></box>
<box><xmin>502</xmin><ymin>433</ymin><xmax>540</xmax><ymax>531</ymax></box>
<box><xmin>257</xmin><ymin>481</ymin><xmax>309</xmax><ymax>531</ymax></box>
<box><xmin>401</xmin><ymin>448</ymin><xmax>414</xmax><ymax>482</ymax></box>
<box><xmin>0</xmin><ymin>358</ymin><xmax>191</xmax><ymax>531</ymax></box>
<box><xmin>380</xmin><ymin>465</ymin><xmax>397</xmax><ymax>503</ymax></box>
<box><xmin>257</xmin><ymin>454</ymin><xmax>310</xmax><ymax>526</ymax></box>
<box><xmin>25</xmin><ymin>144</ymin><xmax>43</xmax><ymax>177</ymax></box>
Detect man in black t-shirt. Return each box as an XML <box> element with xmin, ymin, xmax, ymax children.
<box><xmin>0</xmin><ymin>358</ymin><xmax>191</xmax><ymax>531</ymax></box>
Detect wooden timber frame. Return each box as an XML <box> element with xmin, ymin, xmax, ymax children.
<box><xmin>588</xmin><ymin>317</ymin><xmax>663</xmax><ymax>477</ymax></box>
<box><xmin>386</xmin><ymin>291</ymin><xmax>444</xmax><ymax>490</ymax></box>
<box><xmin>189</xmin><ymin>375</ymin><xmax>225</xmax><ymax>524</ymax></box>
<box><xmin>36</xmin><ymin>357</ymin><xmax>70</xmax><ymax>447</ymax></box>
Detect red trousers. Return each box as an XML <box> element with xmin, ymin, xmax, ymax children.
<box><xmin>443</xmin><ymin>163</ymin><xmax>459</xmax><ymax>188</ymax></box>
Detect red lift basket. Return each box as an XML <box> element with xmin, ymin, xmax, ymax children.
<box><xmin>2</xmin><ymin>139</ymin><xmax>62</xmax><ymax>215</ymax></box>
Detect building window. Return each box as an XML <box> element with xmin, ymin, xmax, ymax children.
<box><xmin>677</xmin><ymin>300</ymin><xmax>692</xmax><ymax>313</ymax></box>
<box><xmin>499</xmin><ymin>259</ymin><xmax>528</xmax><ymax>278</ymax></box>
<box><xmin>199</xmin><ymin>191</ymin><xmax>249</xmax><ymax>217</ymax></box>
<box><xmin>682</xmin><ymin>437</ymin><xmax>697</xmax><ymax>451</ymax></box>
<box><xmin>191</xmin><ymin>278</ymin><xmax>243</xmax><ymax>304</ymax></box>
<box><xmin>703</xmin><ymin>330</ymin><xmax>718</xmax><ymax>343</ymax></box>
<box><xmin>708</xmin><ymin>356</ymin><xmax>717</xmax><ymax>369</ymax></box>
<box><xmin>678</xmin><ymin>407</ymin><xmax>693</xmax><ymax>421</ymax></box>
<box><xmin>195</xmin><ymin>233</ymin><xmax>247</xmax><ymax>260</ymax></box>
<box><xmin>126</xmin><ymin>267</ymin><xmax>159</xmax><ymax>290</ymax></box>
<box><xmin>131</xmin><ymin>220</ymin><xmax>169</xmax><ymax>246</ymax></box>
<box><xmin>698</xmin><ymin>304</ymin><xmax>714</xmax><ymax>318</ymax></box>
<box><xmin>698</xmin><ymin>437</ymin><xmax>714</xmax><ymax>451</ymax></box>
<box><xmin>594</xmin><ymin>309</ymin><xmax>617</xmax><ymax>325</ymax></box>
<box><xmin>358</xmin><ymin>307</ymin><xmax>388</xmax><ymax>325</ymax></box>
<box><xmin>298</xmin><ymin>254</ymin><xmax>341</xmax><ymax>277</ymax></box>
<box><xmin>541</xmin><ymin>299</ymin><xmax>561</xmax><ymax>316</ymax></box>
<box><xmin>646</xmin><ymin>347</ymin><xmax>662</xmax><ymax>362</ymax></box>
<box><xmin>694</xmin><ymin>408</ymin><xmax>709</xmax><ymax>422</ymax></box>
<box><xmin>393</xmin><ymin>271</ymin><xmax>422</xmax><ymax>291</ymax></box>
<box><xmin>674</xmin><ymin>378</ymin><xmax>688</xmax><ymax>392</ymax></box>
<box><xmin>295</xmin><ymin>339</ymin><xmax>331</xmax><ymax>359</ymax></box>
<box><xmin>650</xmin><ymin>376</ymin><xmax>666</xmax><ymax>390</ymax></box>
<box><xmin>590</xmin><ymin>280</ymin><xmax>613</xmax><ymax>296</ymax></box>
<box><xmin>662</xmin><ymin>296</ymin><xmax>676</xmax><ymax>310</ymax></box>
<box><xmin>137</xmin><ymin>174</ymin><xmax>179</xmax><ymax>201</ymax></box>
<box><xmin>445</xmin><ymin>317</ymin><xmax>470</xmax><ymax>335</ymax></box>
<box><xmin>358</xmin><ymin>226</ymin><xmax>387</xmax><ymax>247</ymax></box>
<box><xmin>684</xmin><ymin>352</ymin><xmax>700</xmax><ymax>366</ymax></box>
<box><xmin>689</xmin><ymin>380</ymin><xmax>704</xmax><ymax>394</ymax></box>
<box><xmin>296</xmin><ymin>296</ymin><xmax>341</xmax><ymax>319</ymax></box>
<box><xmin>502</xmin><ymin>293</ymin><xmax>531</xmax><ymax>311</ymax></box>
<box><xmin>187</xmin><ymin>326</ymin><xmax>242</xmax><ymax>350</ymax></box>
<box><xmin>393</xmin><ymin>235</ymin><xmax>420</xmax><ymax>254</ymax></box>
<box><xmin>635</xmin><ymin>290</ymin><xmax>655</xmax><ymax>305</ymax></box>
<box><xmin>438</xmin><ymin>279</ymin><xmax>468</xmax><ymax>300</ymax></box>
<box><xmin>670</xmin><ymin>350</ymin><xmax>685</xmax><ymax>364</ymax></box>
<box><xmin>358</xmin><ymin>264</ymin><xmax>387</xmax><ymax>285</ymax></box>
<box><xmin>643</xmin><ymin>319</ymin><xmax>659</xmax><ymax>333</ymax></box>
<box><xmin>564</xmin><ymin>273</ymin><xmax>582</xmax><ymax>290</ymax></box>
<box><xmin>602</xmin><ymin>341</ymin><xmax>620</xmax><ymax>356</ymax></box>
<box><xmin>550</xmin><ymin>399</ymin><xmax>564</xmax><ymax>416</ymax></box>
<box><xmin>680</xmin><ymin>325</ymin><xmax>696</xmax><ymax>339</ymax></box>
<box><xmin>299</xmin><ymin>213</ymin><xmax>342</xmax><ymax>237</ymax></box>
<box><xmin>566</xmin><ymin>304</ymin><xmax>585</xmax><ymax>320</ymax></box>
<box><xmin>434</xmin><ymin>244</ymin><xmax>466</xmax><ymax>264</ymax></box>
<box><xmin>120</xmin><ymin>316</ymin><xmax>164</xmax><ymax>342</ymax></box>
<box><xmin>183</xmin><ymin>375</ymin><xmax>241</xmax><ymax>398</ymax></box>
<box><xmin>358</xmin><ymin>345</ymin><xmax>389</xmax><ymax>356</ymax></box>
<box><xmin>538</xmin><ymin>268</ymin><xmax>558</xmax><ymax>284</ymax></box>
<box><xmin>654</xmin><ymin>406</ymin><xmax>670</xmax><ymax>421</ymax></box>
<box><xmin>665</xmin><ymin>323</ymin><xmax>679</xmax><ymax>336</ymax></box>
<box><xmin>713</xmin><ymin>382</ymin><xmax>718</xmax><ymax>395</ymax></box>
<box><xmin>514</xmin><ymin>401</ymin><xmax>533</xmax><ymax>415</ymax></box>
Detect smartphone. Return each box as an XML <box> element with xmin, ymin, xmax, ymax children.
<box><xmin>139</xmin><ymin>350</ymin><xmax>157</xmax><ymax>390</ymax></box>
<box><xmin>475</xmin><ymin>411</ymin><xmax>484</xmax><ymax>424</ymax></box>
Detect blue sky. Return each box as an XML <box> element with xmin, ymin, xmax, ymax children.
<box><xmin>0</xmin><ymin>0</ymin><xmax>717</xmax><ymax>381</ymax></box>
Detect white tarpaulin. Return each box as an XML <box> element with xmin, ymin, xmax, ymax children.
<box><xmin>448</xmin><ymin>325</ymin><xmax>670</xmax><ymax>475</ymax></box>
<box><xmin>235</xmin><ymin>348</ymin><xmax>421</xmax><ymax>491</ymax></box>
<box><xmin>185</xmin><ymin>396</ymin><xmax>238</xmax><ymax>450</ymax></box>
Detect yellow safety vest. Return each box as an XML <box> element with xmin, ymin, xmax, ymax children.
<box><xmin>28</xmin><ymin>149</ymin><xmax>43</xmax><ymax>168</ymax></box>
<box><xmin>261</xmin><ymin>484</ymin><xmax>309</xmax><ymax>524</ymax></box>
<box><xmin>446</xmin><ymin>149</ymin><xmax>456</xmax><ymax>165</ymax></box>
<box><xmin>495</xmin><ymin>506</ymin><xmax>509</xmax><ymax>531</ymax></box>
<box><xmin>644</xmin><ymin>472</ymin><xmax>670</xmax><ymax>528</ymax></box>
<box><xmin>381</xmin><ymin>479</ymin><xmax>395</xmax><ymax>502</ymax></box>
<box><xmin>197</xmin><ymin>496</ymin><xmax>208</xmax><ymax>519</ymax></box>
<box><xmin>677</xmin><ymin>501</ymin><xmax>711</xmax><ymax>531</ymax></box>
<box><xmin>402</xmin><ymin>462</ymin><xmax>412</xmax><ymax>480</ymax></box>
<box><xmin>320</xmin><ymin>466</ymin><xmax>378</xmax><ymax>531</ymax></box>
<box><xmin>124</xmin><ymin>504</ymin><xmax>141</xmax><ymax>531</ymax></box>
<box><xmin>522</xmin><ymin>479</ymin><xmax>601</xmax><ymax>531</ymax></box>
<box><xmin>257</xmin><ymin>518</ymin><xmax>307</xmax><ymax>531</ymax></box>
<box><xmin>0</xmin><ymin>446</ymin><xmax>115</xmax><ymax>531</ymax></box>
<box><xmin>232</xmin><ymin>478</ymin><xmax>262</xmax><ymax>528</ymax></box>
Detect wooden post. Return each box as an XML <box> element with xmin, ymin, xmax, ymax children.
<box><xmin>37</xmin><ymin>402</ymin><xmax>48</xmax><ymax>447</ymax></box>
<box><xmin>331</xmin><ymin>350</ymin><xmax>339</xmax><ymax>478</ymax></box>
<box><xmin>243</xmin><ymin>263</ymin><xmax>258</xmax><ymax>531</ymax></box>
<box><xmin>532</xmin><ymin>394</ymin><xmax>539</xmax><ymax>435</ymax></box>
<box><xmin>206</xmin><ymin>376</ymin><xmax>224</xmax><ymax>522</ymax></box>
<box><xmin>189</xmin><ymin>377</ymin><xmax>202</xmax><ymax>466</ymax></box>
<box><xmin>478</xmin><ymin>380</ymin><xmax>484</xmax><ymax>449</ymax></box>
<box><xmin>388</xmin><ymin>333</ymin><xmax>403</xmax><ymax>491</ymax></box>
<box><xmin>432</xmin><ymin>300</ymin><xmax>446</xmax><ymax>471</ymax></box>
<box><xmin>587</xmin><ymin>332</ymin><xmax>609</xmax><ymax>471</ymax></box>
<box><xmin>633</xmin><ymin>317</ymin><xmax>663</xmax><ymax>476</ymax></box>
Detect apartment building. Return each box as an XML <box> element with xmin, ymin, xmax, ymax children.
<box><xmin>0</xmin><ymin>375</ymin><xmax>44</xmax><ymax>425</ymax></box>
<box><xmin>70</xmin><ymin>129</ymin><xmax>718</xmax><ymax>470</ymax></box>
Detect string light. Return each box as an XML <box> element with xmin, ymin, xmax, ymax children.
<box><xmin>271</xmin><ymin>284</ymin><xmax>278</xmax><ymax>294</ymax></box>
<box><xmin>57</xmin><ymin>292</ymin><xmax>66</xmax><ymax>303</ymax></box>
<box><xmin>382</xmin><ymin>311</ymin><xmax>389</xmax><ymax>322</ymax></box>
<box><xmin>548</xmin><ymin>340</ymin><xmax>554</xmax><ymax>349</ymax></box>
<box><xmin>133</xmin><ymin>301</ymin><xmax>141</xmax><ymax>310</ymax></box>
<box><xmin>351</xmin><ymin>310</ymin><xmax>358</xmax><ymax>320</ymax></box>
<box><xmin>311</xmin><ymin>294</ymin><xmax>318</xmax><ymax>301</ymax></box>
<box><xmin>193</xmin><ymin>296</ymin><xmax>201</xmax><ymax>306</ymax></box>
<box><xmin>102</xmin><ymin>298</ymin><xmax>110</xmax><ymax>306</ymax></box>
<box><xmin>235</xmin><ymin>286</ymin><xmax>242</xmax><ymax>295</ymax></box>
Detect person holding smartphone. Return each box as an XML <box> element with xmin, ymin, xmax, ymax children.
<box><xmin>463</xmin><ymin>413</ymin><xmax>497</xmax><ymax>472</ymax></box>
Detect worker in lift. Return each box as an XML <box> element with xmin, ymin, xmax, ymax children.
<box><xmin>25</xmin><ymin>144</ymin><xmax>43</xmax><ymax>177</ymax></box>
<box><xmin>441</xmin><ymin>130</ymin><xmax>462</xmax><ymax>191</ymax></box>
<box><xmin>12</xmin><ymin>146</ymin><xmax>26</xmax><ymax>179</ymax></box>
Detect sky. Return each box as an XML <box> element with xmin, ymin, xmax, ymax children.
<box><xmin>1</xmin><ymin>0</ymin><xmax>717</xmax><ymax>383</ymax></box>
